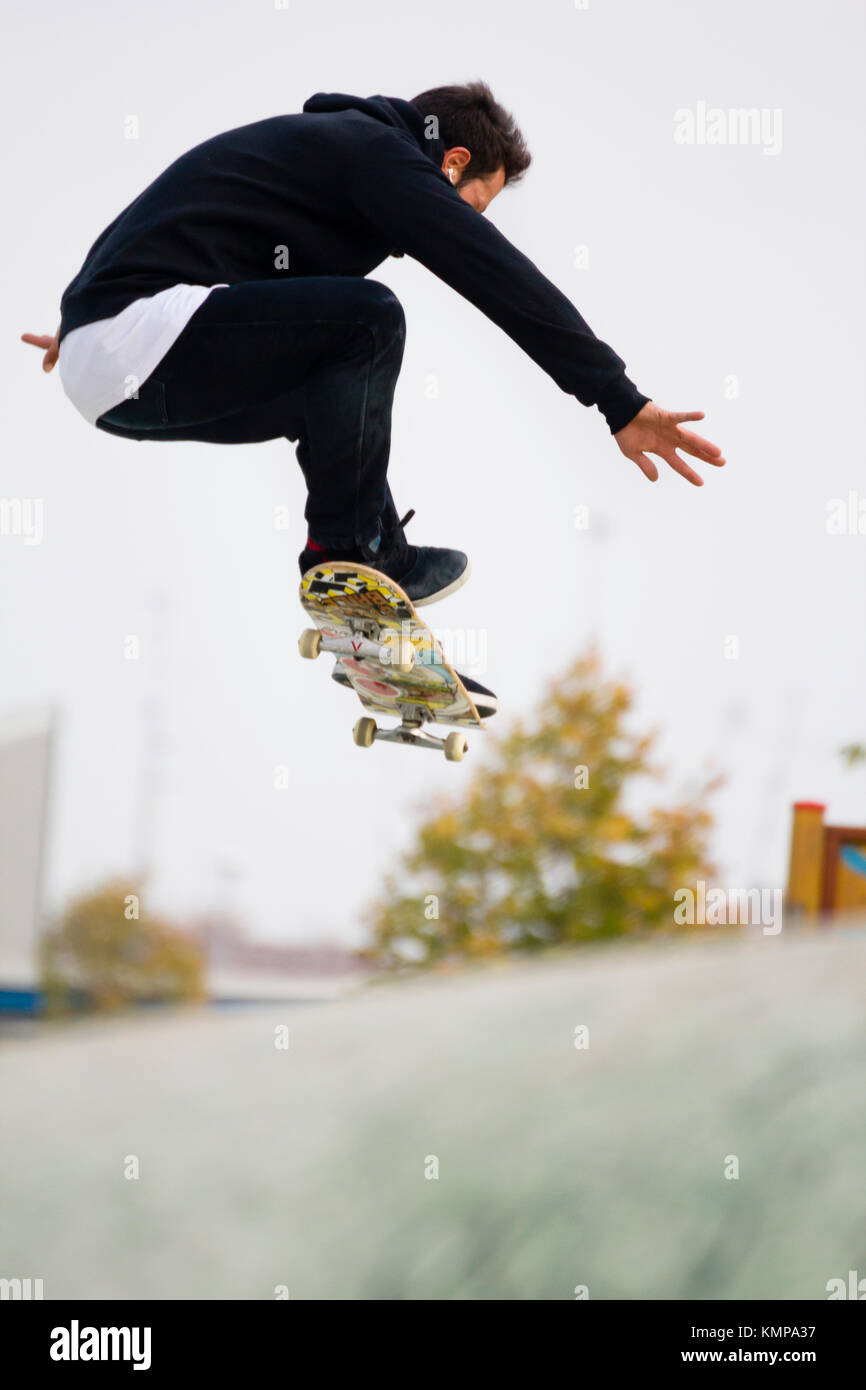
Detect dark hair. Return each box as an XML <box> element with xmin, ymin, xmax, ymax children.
<box><xmin>411</xmin><ymin>80</ymin><xmax>532</xmax><ymax>185</ymax></box>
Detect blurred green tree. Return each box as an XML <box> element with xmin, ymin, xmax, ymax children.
<box><xmin>41</xmin><ymin>881</ymin><xmax>206</xmax><ymax>1014</ymax></box>
<box><xmin>365</xmin><ymin>650</ymin><xmax>718</xmax><ymax>969</ymax></box>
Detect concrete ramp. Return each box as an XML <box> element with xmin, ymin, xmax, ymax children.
<box><xmin>2</xmin><ymin>926</ymin><xmax>865</xmax><ymax>1299</ymax></box>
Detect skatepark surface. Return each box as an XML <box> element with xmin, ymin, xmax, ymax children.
<box><xmin>2</xmin><ymin>924</ymin><xmax>865</xmax><ymax>1299</ymax></box>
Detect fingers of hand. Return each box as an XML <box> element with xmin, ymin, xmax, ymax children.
<box><xmin>664</xmin><ymin>450</ymin><xmax>703</xmax><ymax>486</ymax></box>
<box><xmin>631</xmin><ymin>452</ymin><xmax>659</xmax><ymax>482</ymax></box>
<box><xmin>676</xmin><ymin>427</ymin><xmax>726</xmax><ymax>465</ymax></box>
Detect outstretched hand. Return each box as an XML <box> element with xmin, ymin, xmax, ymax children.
<box><xmin>21</xmin><ymin>327</ymin><xmax>60</xmax><ymax>372</ymax></box>
<box><xmin>614</xmin><ymin>402</ymin><xmax>725</xmax><ymax>486</ymax></box>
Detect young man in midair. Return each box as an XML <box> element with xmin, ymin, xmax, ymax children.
<box><xmin>24</xmin><ymin>81</ymin><xmax>725</xmax><ymax>693</ymax></box>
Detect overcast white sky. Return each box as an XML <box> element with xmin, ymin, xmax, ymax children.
<box><xmin>2</xmin><ymin>0</ymin><xmax>864</xmax><ymax>942</ymax></box>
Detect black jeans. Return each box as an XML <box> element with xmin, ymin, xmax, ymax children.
<box><xmin>96</xmin><ymin>277</ymin><xmax>406</xmax><ymax>549</ymax></box>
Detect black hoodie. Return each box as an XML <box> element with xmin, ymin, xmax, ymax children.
<box><xmin>59</xmin><ymin>92</ymin><xmax>648</xmax><ymax>432</ymax></box>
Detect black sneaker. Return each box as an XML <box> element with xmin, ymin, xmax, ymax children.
<box><xmin>297</xmin><ymin>541</ymin><xmax>364</xmax><ymax>574</ymax></box>
<box><xmin>461</xmin><ymin>675</ymin><xmax>498</xmax><ymax>718</ymax></box>
<box><xmin>298</xmin><ymin>509</ymin><xmax>470</xmax><ymax>607</ymax></box>
<box><xmin>330</xmin><ymin>662</ymin><xmax>498</xmax><ymax>718</ymax></box>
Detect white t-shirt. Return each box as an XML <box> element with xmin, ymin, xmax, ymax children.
<box><xmin>58</xmin><ymin>282</ymin><xmax>227</xmax><ymax>426</ymax></box>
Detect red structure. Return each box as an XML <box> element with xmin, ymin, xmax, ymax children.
<box><xmin>786</xmin><ymin>802</ymin><xmax>866</xmax><ymax>916</ymax></box>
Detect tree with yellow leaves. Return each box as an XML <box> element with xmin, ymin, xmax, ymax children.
<box><xmin>366</xmin><ymin>650</ymin><xmax>718</xmax><ymax>969</ymax></box>
<box><xmin>41</xmin><ymin>880</ymin><xmax>205</xmax><ymax>1013</ymax></box>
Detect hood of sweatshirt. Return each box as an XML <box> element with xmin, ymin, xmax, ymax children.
<box><xmin>302</xmin><ymin>91</ymin><xmax>445</xmax><ymax>168</ymax></box>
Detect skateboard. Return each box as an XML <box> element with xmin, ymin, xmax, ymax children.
<box><xmin>298</xmin><ymin>563</ymin><xmax>484</xmax><ymax>760</ymax></box>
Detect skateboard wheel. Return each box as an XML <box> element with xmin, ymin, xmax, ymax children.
<box><xmin>379</xmin><ymin>632</ymin><xmax>415</xmax><ymax>674</ymax></box>
<box><xmin>298</xmin><ymin>628</ymin><xmax>322</xmax><ymax>660</ymax></box>
<box><xmin>353</xmin><ymin>716</ymin><xmax>377</xmax><ymax>748</ymax></box>
<box><xmin>444</xmin><ymin>732</ymin><xmax>468</xmax><ymax>762</ymax></box>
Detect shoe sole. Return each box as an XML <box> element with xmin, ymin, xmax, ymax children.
<box><xmin>471</xmin><ymin>697</ymin><xmax>498</xmax><ymax>717</ymax></box>
<box><xmin>411</xmin><ymin>557</ymin><xmax>472</xmax><ymax>608</ymax></box>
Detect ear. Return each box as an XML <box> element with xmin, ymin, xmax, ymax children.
<box><xmin>441</xmin><ymin>145</ymin><xmax>472</xmax><ymax>178</ymax></box>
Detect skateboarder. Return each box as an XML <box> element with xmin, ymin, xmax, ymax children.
<box><xmin>24</xmin><ymin>81</ymin><xmax>724</xmax><ymax>610</ymax></box>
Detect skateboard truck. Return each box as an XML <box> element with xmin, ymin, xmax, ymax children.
<box><xmin>299</xmin><ymin>626</ymin><xmax>415</xmax><ymax>674</ymax></box>
<box><xmin>353</xmin><ymin>710</ymin><xmax>469</xmax><ymax>762</ymax></box>
<box><xmin>300</xmin><ymin>628</ymin><xmax>468</xmax><ymax>759</ymax></box>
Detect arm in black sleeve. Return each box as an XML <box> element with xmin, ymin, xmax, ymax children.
<box><xmin>349</xmin><ymin>129</ymin><xmax>650</xmax><ymax>433</ymax></box>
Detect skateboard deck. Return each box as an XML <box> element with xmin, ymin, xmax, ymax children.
<box><xmin>298</xmin><ymin>563</ymin><xmax>484</xmax><ymax>758</ymax></box>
